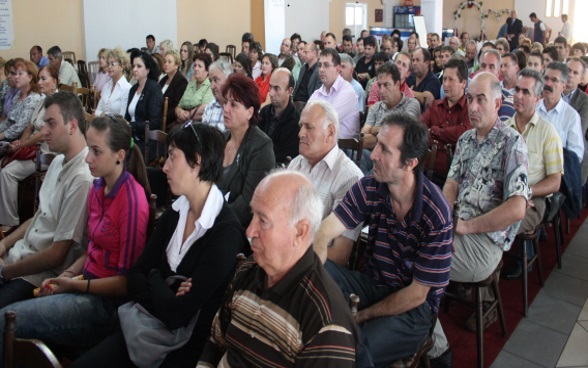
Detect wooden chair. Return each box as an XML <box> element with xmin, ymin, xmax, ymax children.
<box><xmin>161</xmin><ymin>97</ymin><xmax>169</xmax><ymax>132</ymax></box>
<box><xmin>3</xmin><ymin>311</ymin><xmax>62</xmax><ymax>368</ymax></box>
<box><xmin>338</xmin><ymin>133</ymin><xmax>364</xmax><ymax>168</ymax></box>
<box><xmin>225</xmin><ymin>44</ymin><xmax>237</xmax><ymax>59</ymax></box>
<box><xmin>545</xmin><ymin>192</ymin><xmax>566</xmax><ymax>269</ymax></box>
<box><xmin>62</xmin><ymin>51</ymin><xmax>76</xmax><ymax>64</ymax></box>
<box><xmin>58</xmin><ymin>82</ymin><xmax>77</xmax><ymax>93</ymax></box>
<box><xmin>90</xmin><ymin>87</ymin><xmax>101</xmax><ymax>112</ymax></box>
<box><xmin>87</xmin><ymin>61</ymin><xmax>100</xmax><ymax>85</ymax></box>
<box><xmin>34</xmin><ymin>144</ymin><xmax>56</xmax><ymax>213</ymax></box>
<box><xmin>77</xmin><ymin>60</ymin><xmax>91</xmax><ymax>88</ymax></box>
<box><xmin>144</xmin><ymin>122</ymin><xmax>168</xmax><ymax>167</ymax></box>
<box><xmin>423</xmin><ymin>140</ymin><xmax>439</xmax><ymax>181</ymax></box>
<box><xmin>76</xmin><ymin>86</ymin><xmax>91</xmax><ymax>112</ymax></box>
<box><xmin>218</xmin><ymin>52</ymin><xmax>234</xmax><ymax>64</ymax></box>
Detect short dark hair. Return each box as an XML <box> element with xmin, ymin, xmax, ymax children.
<box><xmin>441</xmin><ymin>45</ymin><xmax>456</xmax><ymax>55</ymax></box>
<box><xmin>146</xmin><ymin>35</ymin><xmax>155</xmax><ymax>41</ymax></box>
<box><xmin>291</xmin><ymin>33</ymin><xmax>301</xmax><ymax>43</ymax></box>
<box><xmin>222</xmin><ymin>73</ymin><xmax>261</xmax><ymax>125</ymax></box>
<box><xmin>342</xmin><ymin>35</ymin><xmax>352</xmax><ymax>43</ymax></box>
<box><xmin>44</xmin><ymin>91</ymin><xmax>85</xmax><ymax>134</ymax></box>
<box><xmin>250</xmin><ymin>42</ymin><xmax>263</xmax><ymax>57</ymax></box>
<box><xmin>529</xmin><ymin>51</ymin><xmax>544</xmax><ymax>64</ymax></box>
<box><xmin>167</xmin><ymin>123</ymin><xmax>225</xmax><ymax>183</ymax></box>
<box><xmin>572</xmin><ymin>42</ymin><xmax>587</xmax><ymax>55</ymax></box>
<box><xmin>554</xmin><ymin>36</ymin><xmax>568</xmax><ymax>46</ymax></box>
<box><xmin>206</xmin><ymin>43</ymin><xmax>220</xmax><ymax>61</ymax></box>
<box><xmin>518</xmin><ymin>45</ymin><xmax>531</xmax><ymax>55</ymax></box>
<box><xmin>130</xmin><ymin>50</ymin><xmax>160</xmax><ymax>81</ymax></box>
<box><xmin>529</xmin><ymin>12</ymin><xmax>537</xmax><ymax>19</ymax></box>
<box><xmin>377</xmin><ymin>62</ymin><xmax>401</xmax><ymax>83</ymax></box>
<box><xmin>32</xmin><ymin>45</ymin><xmax>43</xmax><ymax>54</ymax></box>
<box><xmin>416</xmin><ymin>48</ymin><xmax>432</xmax><ymax>62</ymax></box>
<box><xmin>543</xmin><ymin>46</ymin><xmax>558</xmax><ymax>61</ymax></box>
<box><xmin>325</xmin><ymin>32</ymin><xmax>337</xmax><ymax>41</ymax></box>
<box><xmin>234</xmin><ymin>52</ymin><xmax>252</xmax><ymax>78</ymax></box>
<box><xmin>381</xmin><ymin>112</ymin><xmax>430</xmax><ymax>172</ymax></box>
<box><xmin>512</xmin><ymin>50</ymin><xmax>527</xmax><ymax>70</ymax></box>
<box><xmin>443</xmin><ymin>58</ymin><xmax>468</xmax><ymax>82</ymax></box>
<box><xmin>193</xmin><ymin>52</ymin><xmax>213</xmax><ymax>71</ymax></box>
<box><xmin>242</xmin><ymin>32</ymin><xmax>255</xmax><ymax>42</ymax></box>
<box><xmin>546</xmin><ymin>61</ymin><xmax>569</xmax><ymax>83</ymax></box>
<box><xmin>319</xmin><ymin>48</ymin><xmax>341</xmax><ymax>66</ymax></box>
<box><xmin>363</xmin><ymin>36</ymin><xmax>377</xmax><ymax>49</ymax></box>
<box><xmin>393</xmin><ymin>38</ymin><xmax>403</xmax><ymax>51</ymax></box>
<box><xmin>391</xmin><ymin>29</ymin><xmax>401</xmax><ymax>38</ymax></box>
<box><xmin>198</xmin><ymin>39</ymin><xmax>208</xmax><ymax>48</ymax></box>
<box><xmin>374</xmin><ymin>52</ymin><xmax>390</xmax><ymax>63</ymax></box>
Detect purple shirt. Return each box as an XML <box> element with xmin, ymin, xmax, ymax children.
<box><xmin>308</xmin><ymin>75</ymin><xmax>360</xmax><ymax>139</ymax></box>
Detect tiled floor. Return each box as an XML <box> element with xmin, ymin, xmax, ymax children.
<box><xmin>491</xmin><ymin>219</ymin><xmax>588</xmax><ymax>368</ymax></box>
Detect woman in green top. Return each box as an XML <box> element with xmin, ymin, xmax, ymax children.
<box><xmin>175</xmin><ymin>53</ymin><xmax>214</xmax><ymax>124</ymax></box>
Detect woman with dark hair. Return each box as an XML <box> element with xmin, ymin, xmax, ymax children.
<box><xmin>0</xmin><ymin>60</ymin><xmax>41</xmax><ymax>141</ymax></box>
<box><xmin>0</xmin><ymin>114</ymin><xmax>150</xmax><ymax>359</ymax></box>
<box><xmin>255</xmin><ymin>53</ymin><xmax>278</xmax><ymax>107</ymax></box>
<box><xmin>175</xmin><ymin>53</ymin><xmax>214</xmax><ymax>124</ymax></box>
<box><xmin>220</xmin><ymin>74</ymin><xmax>275</xmax><ymax>226</ymax></box>
<box><xmin>180</xmin><ymin>41</ymin><xmax>195</xmax><ymax>80</ymax></box>
<box><xmin>159</xmin><ymin>49</ymin><xmax>188</xmax><ymax>132</ymax></box>
<box><xmin>249</xmin><ymin>41</ymin><xmax>263</xmax><ymax>79</ymax></box>
<box><xmin>71</xmin><ymin>123</ymin><xmax>247</xmax><ymax>368</ymax></box>
<box><xmin>0</xmin><ymin>64</ymin><xmax>59</xmax><ymax>233</ymax></box>
<box><xmin>233</xmin><ymin>52</ymin><xmax>252</xmax><ymax>78</ymax></box>
<box><xmin>205</xmin><ymin>43</ymin><xmax>219</xmax><ymax>62</ymax></box>
<box><xmin>125</xmin><ymin>50</ymin><xmax>163</xmax><ymax>147</ymax></box>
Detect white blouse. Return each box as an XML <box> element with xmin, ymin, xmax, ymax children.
<box><xmin>95</xmin><ymin>76</ymin><xmax>132</xmax><ymax>116</ymax></box>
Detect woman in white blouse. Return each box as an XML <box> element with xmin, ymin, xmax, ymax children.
<box><xmin>95</xmin><ymin>48</ymin><xmax>131</xmax><ymax>116</ymax></box>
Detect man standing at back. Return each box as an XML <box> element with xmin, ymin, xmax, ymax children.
<box><xmin>308</xmin><ymin>48</ymin><xmax>359</xmax><ymax>139</ymax></box>
<box><xmin>507</xmin><ymin>9</ymin><xmax>523</xmax><ymax>50</ymax></box>
<box><xmin>0</xmin><ymin>91</ymin><xmax>92</xmax><ymax>308</ymax></box>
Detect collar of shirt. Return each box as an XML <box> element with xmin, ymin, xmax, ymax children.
<box><xmin>319</xmin><ymin>75</ymin><xmax>345</xmax><ymax>97</ymax></box>
<box><xmin>254</xmin><ymin>246</ymin><xmax>315</xmax><ymax>296</ymax></box>
<box><xmin>62</xmin><ymin>146</ymin><xmax>90</xmax><ymax>170</ymax></box>
<box><xmin>374</xmin><ymin>171</ymin><xmax>425</xmax><ymax>223</ymax></box>
<box><xmin>441</xmin><ymin>93</ymin><xmax>467</xmax><ymax>109</ymax></box>
<box><xmin>506</xmin><ymin>112</ymin><xmax>539</xmax><ymax>134</ymax></box>
<box><xmin>93</xmin><ymin>169</ymin><xmax>130</xmax><ymax>198</ymax></box>
<box><xmin>172</xmin><ymin>183</ymin><xmax>224</xmax><ymax>232</ymax></box>
<box><xmin>562</xmin><ymin>88</ymin><xmax>576</xmax><ymax>103</ymax></box>
<box><xmin>538</xmin><ymin>97</ymin><xmax>565</xmax><ymax>114</ymax></box>
<box><xmin>469</xmin><ymin>118</ymin><xmax>503</xmax><ymax>144</ymax></box>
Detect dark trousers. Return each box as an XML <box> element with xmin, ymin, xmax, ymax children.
<box><xmin>0</xmin><ymin>279</ymin><xmax>35</xmax><ymax>309</ymax></box>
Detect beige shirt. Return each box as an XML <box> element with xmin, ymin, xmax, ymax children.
<box><xmin>5</xmin><ymin>147</ymin><xmax>93</xmax><ymax>286</ymax></box>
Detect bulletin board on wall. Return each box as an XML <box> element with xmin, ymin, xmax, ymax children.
<box><xmin>82</xmin><ymin>0</ymin><xmax>178</xmax><ymax>62</ymax></box>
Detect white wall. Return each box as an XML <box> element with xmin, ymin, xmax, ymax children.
<box><xmin>285</xmin><ymin>0</ymin><xmax>329</xmax><ymax>44</ymax></box>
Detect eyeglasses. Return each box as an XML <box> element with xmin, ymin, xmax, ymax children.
<box><xmin>544</xmin><ymin>76</ymin><xmax>563</xmax><ymax>84</ymax></box>
<box><xmin>108</xmin><ymin>62</ymin><xmax>119</xmax><ymax>67</ymax></box>
<box><xmin>183</xmin><ymin>121</ymin><xmax>201</xmax><ymax>147</ymax></box>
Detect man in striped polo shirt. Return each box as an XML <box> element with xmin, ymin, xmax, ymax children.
<box><xmin>198</xmin><ymin>170</ymin><xmax>358</xmax><ymax>368</ymax></box>
<box><xmin>313</xmin><ymin>112</ymin><xmax>454</xmax><ymax>367</ymax></box>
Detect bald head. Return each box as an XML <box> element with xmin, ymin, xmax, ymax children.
<box><xmin>467</xmin><ymin>72</ymin><xmax>502</xmax><ymax>132</ymax></box>
<box><xmin>269</xmin><ymin>67</ymin><xmax>294</xmax><ymax>111</ymax></box>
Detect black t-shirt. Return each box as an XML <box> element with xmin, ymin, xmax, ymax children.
<box><xmin>355</xmin><ymin>56</ymin><xmax>376</xmax><ymax>88</ymax></box>
<box><xmin>294</xmin><ymin>63</ymin><xmax>318</xmax><ymax>102</ymax></box>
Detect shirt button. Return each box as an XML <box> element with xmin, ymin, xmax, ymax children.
<box><xmin>250</xmin><ymin>332</ymin><xmax>256</xmax><ymax>338</ymax></box>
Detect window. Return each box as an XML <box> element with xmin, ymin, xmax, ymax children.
<box><xmin>545</xmin><ymin>0</ymin><xmax>569</xmax><ymax>17</ymax></box>
<box><xmin>346</xmin><ymin>3</ymin><xmax>367</xmax><ymax>39</ymax></box>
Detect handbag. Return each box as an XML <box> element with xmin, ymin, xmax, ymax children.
<box><xmin>118</xmin><ymin>275</ymin><xmax>200</xmax><ymax>368</ymax></box>
<box><xmin>1</xmin><ymin>145</ymin><xmax>37</xmax><ymax>168</ymax></box>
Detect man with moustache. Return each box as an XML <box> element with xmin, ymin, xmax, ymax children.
<box><xmin>201</xmin><ymin>59</ymin><xmax>233</xmax><ymax>131</ymax></box>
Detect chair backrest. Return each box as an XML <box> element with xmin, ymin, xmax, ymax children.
<box><xmin>62</xmin><ymin>51</ymin><xmax>76</xmax><ymax>65</ymax></box>
<box><xmin>338</xmin><ymin>133</ymin><xmax>364</xmax><ymax>168</ymax></box>
<box><xmin>90</xmin><ymin>87</ymin><xmax>101</xmax><ymax>112</ymax></box>
<box><xmin>226</xmin><ymin>44</ymin><xmax>237</xmax><ymax>59</ymax></box>
<box><xmin>218</xmin><ymin>52</ymin><xmax>234</xmax><ymax>64</ymax></box>
<box><xmin>424</xmin><ymin>140</ymin><xmax>438</xmax><ymax>181</ymax></box>
<box><xmin>76</xmin><ymin>60</ymin><xmax>91</xmax><ymax>88</ymax></box>
<box><xmin>144</xmin><ymin>122</ymin><xmax>168</xmax><ymax>167</ymax></box>
<box><xmin>76</xmin><ymin>87</ymin><xmax>91</xmax><ymax>112</ymax></box>
<box><xmin>58</xmin><ymin>82</ymin><xmax>78</xmax><ymax>94</ymax></box>
<box><xmin>87</xmin><ymin>61</ymin><xmax>100</xmax><ymax>85</ymax></box>
<box><xmin>161</xmin><ymin>97</ymin><xmax>169</xmax><ymax>132</ymax></box>
<box><xmin>4</xmin><ymin>311</ymin><xmax>62</xmax><ymax>368</ymax></box>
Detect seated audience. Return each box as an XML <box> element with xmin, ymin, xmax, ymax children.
<box><xmin>2</xmin><ymin>59</ymin><xmax>22</xmax><ymax>121</ymax></box>
<box><xmin>289</xmin><ymin>100</ymin><xmax>363</xmax><ymax>264</ymax></box>
<box><xmin>505</xmin><ymin>68</ymin><xmax>564</xmax><ymax>279</ymax></box>
<box><xmin>151</xmin><ymin>53</ymin><xmax>166</xmax><ymax>81</ymax></box>
<box><xmin>145</xmin><ymin>34</ymin><xmax>160</xmax><ymax>55</ymax></box>
<box><xmin>355</xmin><ymin>36</ymin><xmax>377</xmax><ymax>89</ymax></box>
<box><xmin>0</xmin><ymin>58</ymin><xmax>7</xmax><ymax>117</ymax></box>
<box><xmin>543</xmin><ymin>45</ymin><xmax>558</xmax><ymax>67</ymax></box>
<box><xmin>93</xmin><ymin>48</ymin><xmax>111</xmax><ymax>92</ymax></box>
<box><xmin>500</xmin><ymin>52</ymin><xmax>520</xmax><ymax>94</ymax></box>
<box><xmin>95</xmin><ymin>48</ymin><xmax>131</xmax><ymax>117</ymax></box>
<box><xmin>198</xmin><ymin>170</ymin><xmax>358</xmax><ymax>367</ymax></box>
<box><xmin>391</xmin><ymin>51</ymin><xmax>416</xmax><ymax>99</ymax></box>
<box><xmin>0</xmin><ymin>60</ymin><xmax>42</xmax><ymax>142</ymax></box>
<box><xmin>258</xmin><ymin>68</ymin><xmax>300</xmax><ymax>165</ymax></box>
<box><xmin>0</xmin><ymin>65</ymin><xmax>58</xmax><ymax>233</ymax></box>
<box><xmin>201</xmin><ymin>59</ymin><xmax>232</xmax><ymax>131</ymax></box>
<box><xmin>365</xmin><ymin>52</ymin><xmax>390</xmax><ymax>105</ymax></box>
<box><xmin>175</xmin><ymin>53</ymin><xmax>214</xmax><ymax>125</ymax></box>
<box><xmin>179</xmin><ymin>41</ymin><xmax>195</xmax><ymax>81</ymax></box>
<box><xmin>158</xmin><ymin>39</ymin><xmax>174</xmax><ymax>56</ymax></box>
<box><xmin>249</xmin><ymin>41</ymin><xmax>263</xmax><ymax>79</ymax></box>
<box><xmin>406</xmin><ymin>48</ymin><xmax>441</xmax><ymax>112</ymax></box>
<box><xmin>339</xmin><ymin>53</ymin><xmax>365</xmax><ymax>112</ymax></box>
<box><xmin>125</xmin><ymin>50</ymin><xmax>163</xmax><ymax>155</ymax></box>
<box><xmin>421</xmin><ymin>58</ymin><xmax>472</xmax><ymax>187</ymax></box>
<box><xmin>554</xmin><ymin>36</ymin><xmax>569</xmax><ymax>61</ymax></box>
<box><xmin>72</xmin><ymin>123</ymin><xmax>247</xmax><ymax>368</ymax></box>
<box><xmin>255</xmin><ymin>53</ymin><xmax>278</xmax><ymax>107</ymax></box>
<box><xmin>527</xmin><ymin>51</ymin><xmax>544</xmax><ymax>72</ymax></box>
<box><xmin>308</xmin><ymin>48</ymin><xmax>359</xmax><ymax>139</ymax></box>
<box><xmin>0</xmin><ymin>114</ymin><xmax>150</xmax><ymax>358</ymax></box>
<box><xmin>313</xmin><ymin>112</ymin><xmax>453</xmax><ymax>367</ymax></box>
<box><xmin>293</xmin><ymin>42</ymin><xmax>322</xmax><ymax>107</ymax></box>
<box><xmin>219</xmin><ymin>74</ymin><xmax>275</xmax><ymax>227</ymax></box>
<box><xmin>477</xmin><ymin>49</ymin><xmax>516</xmax><ymax>121</ymax></box>
<box><xmin>47</xmin><ymin>45</ymin><xmax>81</xmax><ymax>87</ymax></box>
<box><xmin>159</xmin><ymin>49</ymin><xmax>188</xmax><ymax>131</ymax></box>
<box><xmin>0</xmin><ymin>91</ymin><xmax>93</xmax><ymax>309</ymax></box>
<box><xmin>278</xmin><ymin>37</ymin><xmax>292</xmax><ymax>65</ymax></box>
<box><xmin>233</xmin><ymin>52</ymin><xmax>252</xmax><ymax>78</ymax></box>
<box><xmin>563</xmin><ymin>57</ymin><xmax>588</xmax><ymax>184</ymax></box>
<box><xmin>29</xmin><ymin>46</ymin><xmax>49</xmax><ymax>69</ymax></box>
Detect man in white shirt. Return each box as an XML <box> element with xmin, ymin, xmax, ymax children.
<box><xmin>47</xmin><ymin>46</ymin><xmax>82</xmax><ymax>87</ymax></box>
<box><xmin>308</xmin><ymin>48</ymin><xmax>359</xmax><ymax>139</ymax></box>
<box><xmin>559</xmin><ymin>14</ymin><xmax>572</xmax><ymax>41</ymax></box>
<box><xmin>536</xmin><ymin>61</ymin><xmax>584</xmax><ymax>162</ymax></box>
<box><xmin>288</xmin><ymin>100</ymin><xmax>363</xmax><ymax>264</ymax></box>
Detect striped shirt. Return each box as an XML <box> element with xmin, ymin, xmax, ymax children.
<box><xmin>506</xmin><ymin>113</ymin><xmax>564</xmax><ymax>187</ymax></box>
<box><xmin>198</xmin><ymin>248</ymin><xmax>357</xmax><ymax>367</ymax></box>
<box><xmin>333</xmin><ymin>174</ymin><xmax>453</xmax><ymax>314</ymax></box>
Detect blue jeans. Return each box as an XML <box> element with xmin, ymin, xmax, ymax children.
<box><xmin>325</xmin><ymin>261</ymin><xmax>434</xmax><ymax>368</ymax></box>
<box><xmin>0</xmin><ymin>292</ymin><xmax>119</xmax><ymax>363</ymax></box>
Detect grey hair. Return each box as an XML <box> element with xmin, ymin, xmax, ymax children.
<box><xmin>481</xmin><ymin>49</ymin><xmax>502</xmax><ymax>64</ymax></box>
<box><xmin>209</xmin><ymin>59</ymin><xmax>233</xmax><ymax>77</ymax></box>
<box><xmin>303</xmin><ymin>100</ymin><xmax>339</xmax><ymax>141</ymax></box>
<box><xmin>546</xmin><ymin>61</ymin><xmax>570</xmax><ymax>83</ymax></box>
<box><xmin>340</xmin><ymin>53</ymin><xmax>356</xmax><ymax>68</ymax></box>
<box><xmin>160</xmin><ymin>39</ymin><xmax>174</xmax><ymax>51</ymax></box>
<box><xmin>265</xmin><ymin>169</ymin><xmax>324</xmax><ymax>239</ymax></box>
<box><xmin>472</xmin><ymin>72</ymin><xmax>503</xmax><ymax>100</ymax></box>
<box><xmin>517</xmin><ymin>67</ymin><xmax>545</xmax><ymax>96</ymax></box>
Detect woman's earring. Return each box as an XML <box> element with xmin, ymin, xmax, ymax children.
<box><xmin>116</xmin><ymin>160</ymin><xmax>120</xmax><ymax>165</ymax></box>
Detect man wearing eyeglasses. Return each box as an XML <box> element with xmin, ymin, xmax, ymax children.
<box><xmin>536</xmin><ymin>61</ymin><xmax>583</xmax><ymax>163</ymax></box>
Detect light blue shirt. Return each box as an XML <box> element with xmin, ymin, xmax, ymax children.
<box><xmin>350</xmin><ymin>78</ymin><xmax>365</xmax><ymax>112</ymax></box>
<box><xmin>536</xmin><ymin>98</ymin><xmax>584</xmax><ymax>161</ymax></box>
